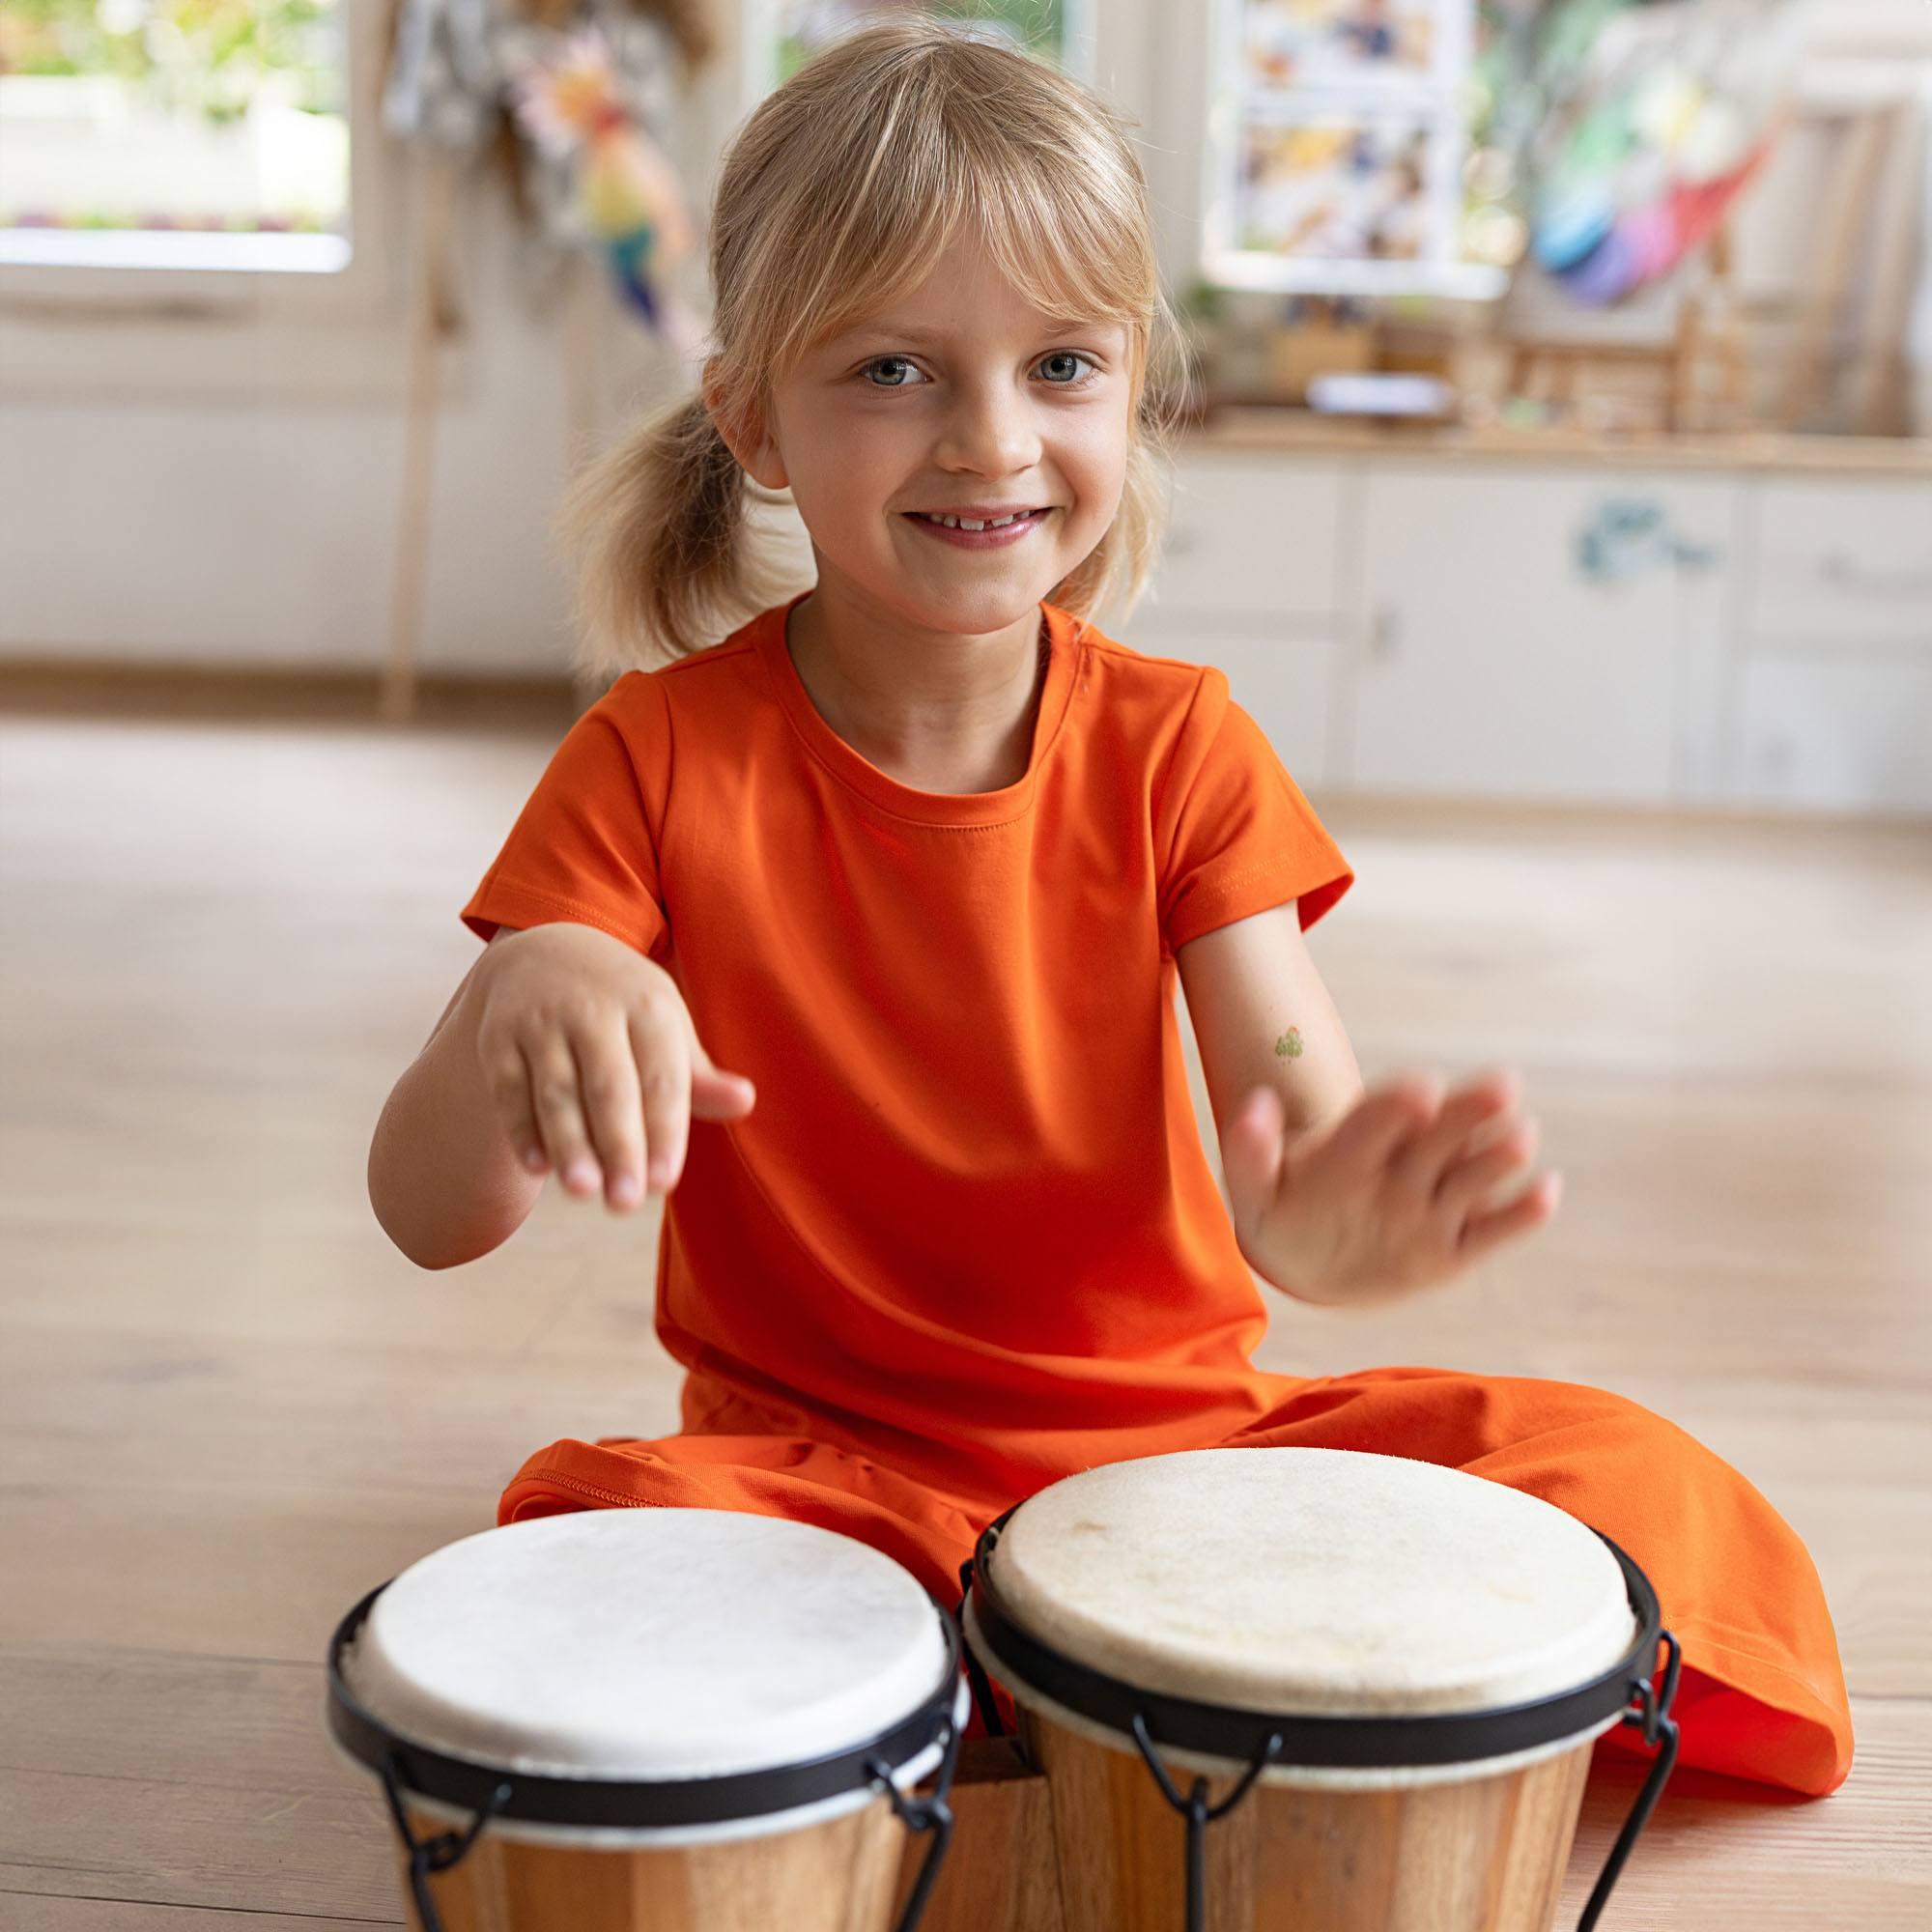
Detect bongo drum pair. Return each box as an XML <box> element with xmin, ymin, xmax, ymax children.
<box><xmin>960</xmin><ymin>1447</ymin><xmax>1683</xmax><ymax>1932</ymax></box>
<box><xmin>326</xmin><ymin>1447</ymin><xmax>1679</xmax><ymax>1932</ymax></box>
<box><xmin>326</xmin><ymin>1510</ymin><xmax>967</xmax><ymax>1932</ymax></box>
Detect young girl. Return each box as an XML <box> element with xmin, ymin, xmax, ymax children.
<box><xmin>368</xmin><ymin>18</ymin><xmax>1851</xmax><ymax>1801</ymax></box>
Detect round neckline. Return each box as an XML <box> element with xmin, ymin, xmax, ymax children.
<box><xmin>753</xmin><ymin>587</ymin><xmax>1083</xmax><ymax>826</ymax></box>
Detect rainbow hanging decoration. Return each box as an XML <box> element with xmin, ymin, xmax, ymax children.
<box><xmin>507</xmin><ymin>24</ymin><xmax>696</xmax><ymax>330</ymax></box>
<box><xmin>1525</xmin><ymin>2</ymin><xmax>1794</xmax><ymax>307</ymax></box>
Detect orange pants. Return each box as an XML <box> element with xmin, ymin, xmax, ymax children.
<box><xmin>498</xmin><ymin>1365</ymin><xmax>1853</xmax><ymax>1799</ymax></box>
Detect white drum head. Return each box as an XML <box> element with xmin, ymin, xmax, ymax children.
<box><xmin>990</xmin><ymin>1448</ymin><xmax>1635</xmax><ymax>1717</ymax></box>
<box><xmin>339</xmin><ymin>1509</ymin><xmax>950</xmax><ymax>1781</ymax></box>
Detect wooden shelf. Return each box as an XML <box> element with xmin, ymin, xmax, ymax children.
<box><xmin>1181</xmin><ymin>407</ymin><xmax>1932</xmax><ymax>476</ymax></box>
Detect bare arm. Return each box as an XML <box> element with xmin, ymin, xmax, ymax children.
<box><xmin>1175</xmin><ymin>900</ymin><xmax>1366</xmax><ymax>1145</ymax></box>
<box><xmin>368</xmin><ymin>927</ymin><xmax>544</xmax><ymax>1270</ymax></box>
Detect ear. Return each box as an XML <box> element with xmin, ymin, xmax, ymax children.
<box><xmin>701</xmin><ymin>360</ymin><xmax>789</xmax><ymax>493</ymax></box>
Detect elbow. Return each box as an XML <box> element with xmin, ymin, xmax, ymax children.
<box><xmin>367</xmin><ymin>1126</ymin><xmax>449</xmax><ymax>1271</ymax></box>
<box><xmin>367</xmin><ymin>1145</ymin><xmax>522</xmax><ymax>1273</ymax></box>
<box><xmin>368</xmin><ymin>1161</ymin><xmax>433</xmax><ymax>1270</ymax></box>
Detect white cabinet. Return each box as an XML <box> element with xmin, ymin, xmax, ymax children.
<box><xmin>1747</xmin><ymin>479</ymin><xmax>1932</xmax><ymax>650</ymax></box>
<box><xmin>1350</xmin><ymin>469</ymin><xmax>1734</xmax><ymax>805</ymax></box>
<box><xmin>1111</xmin><ymin>455</ymin><xmax>1351</xmax><ymax>791</ymax></box>
<box><xmin>1734</xmin><ymin>660</ymin><xmax>1932</xmax><ymax>812</ymax></box>
<box><xmin>1115</xmin><ymin>442</ymin><xmax>1927</xmax><ymax>817</ymax></box>
<box><xmin>1141</xmin><ymin>454</ymin><xmax>1347</xmax><ymax>618</ymax></box>
<box><xmin>1729</xmin><ymin>477</ymin><xmax>1932</xmax><ymax>814</ymax></box>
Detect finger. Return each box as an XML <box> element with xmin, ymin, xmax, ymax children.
<box><xmin>1390</xmin><ymin>1067</ymin><xmax>1522</xmax><ymax>1199</ymax></box>
<box><xmin>1455</xmin><ymin>1170</ymin><xmax>1563</xmax><ymax>1264</ymax></box>
<box><xmin>481</xmin><ymin>1036</ymin><xmax>548</xmax><ymax>1176</ymax></box>
<box><xmin>569</xmin><ymin>1010</ymin><xmax>648</xmax><ymax>1210</ymax></box>
<box><xmin>684</xmin><ymin>1017</ymin><xmax>758</xmax><ymax>1120</ymax></box>
<box><xmin>1435</xmin><ymin>1117</ymin><xmax>1540</xmax><ymax>1219</ymax></box>
<box><xmin>1313</xmin><ymin>1073</ymin><xmax>1446</xmax><ymax>1183</ymax></box>
<box><xmin>526</xmin><ymin>1030</ymin><xmax>602</xmax><ymax>1197</ymax></box>
<box><xmin>1221</xmin><ymin>1085</ymin><xmax>1287</xmax><ymax>1226</ymax></box>
<box><xmin>628</xmin><ymin>1005</ymin><xmax>691</xmax><ymax>1193</ymax></box>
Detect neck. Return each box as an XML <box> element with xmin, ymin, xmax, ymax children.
<box><xmin>783</xmin><ymin>579</ymin><xmax>1049</xmax><ymax>790</ymax></box>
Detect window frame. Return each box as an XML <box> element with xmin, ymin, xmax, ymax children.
<box><xmin>0</xmin><ymin>0</ymin><xmax>426</xmax><ymax>402</ymax></box>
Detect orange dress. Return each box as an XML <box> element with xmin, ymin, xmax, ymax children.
<box><xmin>462</xmin><ymin>589</ymin><xmax>1852</xmax><ymax>1798</ymax></box>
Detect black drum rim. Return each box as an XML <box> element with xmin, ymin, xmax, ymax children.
<box><xmin>966</xmin><ymin>1504</ymin><xmax>1663</xmax><ymax>1770</ymax></box>
<box><xmin>326</xmin><ymin>1578</ymin><xmax>964</xmax><ymax>1829</ymax></box>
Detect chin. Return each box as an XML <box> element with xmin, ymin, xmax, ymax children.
<box><xmin>867</xmin><ymin>572</ymin><xmax>1057</xmax><ymax>637</ymax></box>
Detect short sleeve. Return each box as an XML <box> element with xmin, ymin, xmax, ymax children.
<box><xmin>1157</xmin><ymin>666</ymin><xmax>1354</xmax><ymax>954</ymax></box>
<box><xmin>459</xmin><ymin>670</ymin><xmax>671</xmax><ymax>960</ymax></box>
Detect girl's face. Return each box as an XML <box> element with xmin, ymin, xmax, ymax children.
<box><xmin>727</xmin><ymin>232</ymin><xmax>1134</xmax><ymax>639</ymax></box>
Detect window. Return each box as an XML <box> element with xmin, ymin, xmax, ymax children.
<box><xmin>746</xmin><ymin>0</ymin><xmax>1092</xmax><ymax>97</ymax></box>
<box><xmin>1204</xmin><ymin>0</ymin><xmax>1503</xmax><ymax>298</ymax></box>
<box><xmin>0</xmin><ymin>0</ymin><xmax>353</xmax><ymax>272</ymax></box>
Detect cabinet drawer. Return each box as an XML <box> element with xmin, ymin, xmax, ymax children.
<box><xmin>1734</xmin><ymin>657</ymin><xmax>1932</xmax><ymax>812</ymax></box>
<box><xmin>1141</xmin><ymin>455</ymin><xmax>1345</xmax><ymax>620</ymax></box>
<box><xmin>1351</xmin><ymin>468</ymin><xmax>1726</xmax><ymax>805</ymax></box>
<box><xmin>1747</xmin><ymin>479</ymin><xmax>1932</xmax><ymax>649</ymax></box>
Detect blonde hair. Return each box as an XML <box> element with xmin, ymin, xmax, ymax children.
<box><xmin>558</xmin><ymin>13</ymin><xmax>1186</xmax><ymax>676</ymax></box>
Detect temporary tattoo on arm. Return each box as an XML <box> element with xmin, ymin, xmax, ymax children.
<box><xmin>1274</xmin><ymin>1027</ymin><xmax>1304</xmax><ymax>1060</ymax></box>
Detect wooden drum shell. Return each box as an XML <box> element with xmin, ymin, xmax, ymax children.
<box><xmin>390</xmin><ymin>1794</ymin><xmax>908</xmax><ymax>1932</ymax></box>
<box><xmin>1014</xmin><ymin>1704</ymin><xmax>1595</xmax><ymax>1932</ymax></box>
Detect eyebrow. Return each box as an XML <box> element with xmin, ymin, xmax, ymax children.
<box><xmin>839</xmin><ymin>323</ymin><xmax>952</xmax><ymax>346</ymax></box>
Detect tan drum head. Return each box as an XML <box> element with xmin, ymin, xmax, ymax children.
<box><xmin>987</xmin><ymin>1447</ymin><xmax>1635</xmax><ymax>1718</ymax></box>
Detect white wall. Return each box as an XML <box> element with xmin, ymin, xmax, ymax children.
<box><xmin>3</xmin><ymin>0</ymin><xmax>1918</xmax><ymax>676</ymax></box>
<box><xmin>0</xmin><ymin>203</ymin><xmax>597</xmax><ymax>673</ymax></box>
<box><xmin>0</xmin><ymin>0</ymin><xmax>744</xmax><ymax>673</ymax></box>
<box><xmin>0</xmin><ymin>0</ymin><xmax>1170</xmax><ymax>675</ymax></box>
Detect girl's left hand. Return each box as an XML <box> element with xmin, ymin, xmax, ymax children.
<box><xmin>1222</xmin><ymin>1069</ymin><xmax>1561</xmax><ymax>1307</ymax></box>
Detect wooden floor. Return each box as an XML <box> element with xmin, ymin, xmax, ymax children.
<box><xmin>3</xmin><ymin>694</ymin><xmax>1928</xmax><ymax>1928</ymax></box>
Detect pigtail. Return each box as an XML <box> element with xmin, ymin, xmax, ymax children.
<box><xmin>554</xmin><ymin>389</ymin><xmax>788</xmax><ymax>679</ymax></box>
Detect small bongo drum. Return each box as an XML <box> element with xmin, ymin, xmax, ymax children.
<box><xmin>961</xmin><ymin>1448</ymin><xmax>1682</xmax><ymax>1932</ymax></box>
<box><xmin>326</xmin><ymin>1508</ymin><xmax>967</xmax><ymax>1932</ymax></box>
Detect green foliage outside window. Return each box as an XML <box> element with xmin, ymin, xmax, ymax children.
<box><xmin>776</xmin><ymin>0</ymin><xmax>1066</xmax><ymax>87</ymax></box>
<box><xmin>0</xmin><ymin>0</ymin><xmax>344</xmax><ymax>123</ymax></box>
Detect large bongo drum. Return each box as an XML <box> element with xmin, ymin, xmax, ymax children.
<box><xmin>961</xmin><ymin>1448</ymin><xmax>1681</xmax><ymax>1932</ymax></box>
<box><xmin>326</xmin><ymin>1508</ymin><xmax>967</xmax><ymax>1932</ymax></box>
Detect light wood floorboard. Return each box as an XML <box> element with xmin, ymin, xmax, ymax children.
<box><xmin>3</xmin><ymin>707</ymin><xmax>1927</xmax><ymax>1926</ymax></box>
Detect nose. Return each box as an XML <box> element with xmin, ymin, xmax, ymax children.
<box><xmin>932</xmin><ymin>373</ymin><xmax>1042</xmax><ymax>482</ymax></box>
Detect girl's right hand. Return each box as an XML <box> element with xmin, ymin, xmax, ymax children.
<box><xmin>469</xmin><ymin>923</ymin><xmax>756</xmax><ymax>1211</ymax></box>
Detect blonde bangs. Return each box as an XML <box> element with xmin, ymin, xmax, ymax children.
<box><xmin>731</xmin><ymin>24</ymin><xmax>1159</xmax><ymax>397</ymax></box>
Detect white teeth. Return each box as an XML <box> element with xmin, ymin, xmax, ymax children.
<box><xmin>920</xmin><ymin>510</ymin><xmax>1031</xmax><ymax>530</ymax></box>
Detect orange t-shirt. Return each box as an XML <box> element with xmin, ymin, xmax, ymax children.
<box><xmin>461</xmin><ymin>588</ymin><xmax>1354</xmax><ymax>1504</ymax></box>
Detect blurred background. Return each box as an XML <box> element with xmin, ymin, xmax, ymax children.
<box><xmin>2</xmin><ymin>4</ymin><xmax>1928</xmax><ymax>1927</ymax></box>
<box><xmin>2</xmin><ymin>0</ymin><xmax>1932</xmax><ymax>805</ymax></box>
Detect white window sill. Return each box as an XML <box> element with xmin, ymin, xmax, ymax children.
<box><xmin>0</xmin><ymin>228</ymin><xmax>354</xmax><ymax>275</ymax></box>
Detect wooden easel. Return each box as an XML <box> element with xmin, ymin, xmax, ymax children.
<box><xmin>378</xmin><ymin>156</ymin><xmax>458</xmax><ymax>725</ymax></box>
<box><xmin>1503</xmin><ymin>222</ymin><xmax>1749</xmax><ymax>433</ymax></box>
<box><xmin>378</xmin><ymin>160</ymin><xmax>610</xmax><ymax>724</ymax></box>
<box><xmin>1776</xmin><ymin>95</ymin><xmax>1917</xmax><ymax>435</ymax></box>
